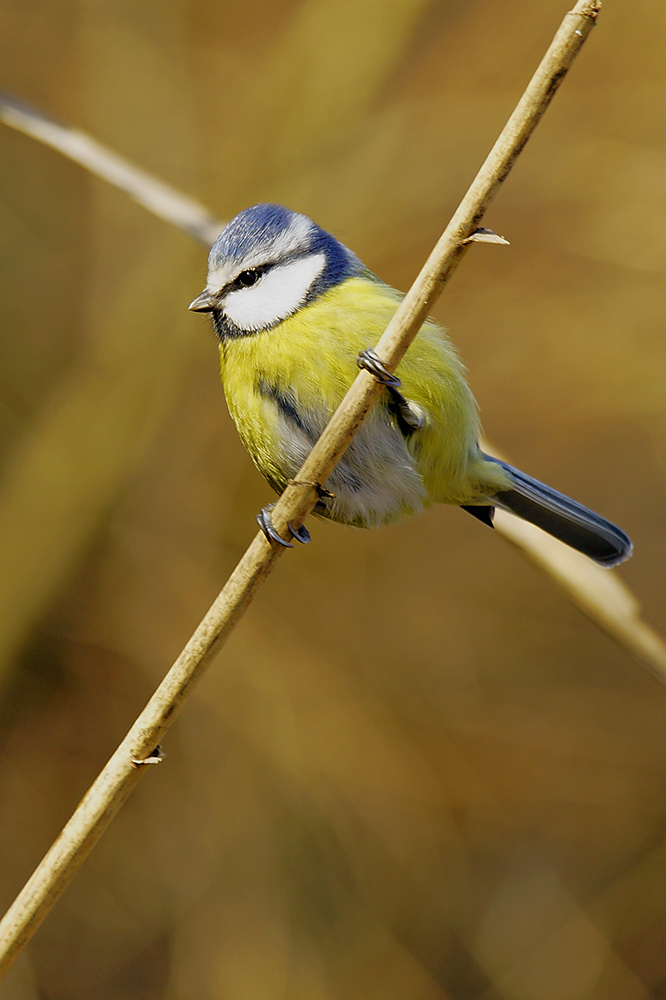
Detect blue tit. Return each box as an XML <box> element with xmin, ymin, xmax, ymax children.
<box><xmin>189</xmin><ymin>203</ymin><xmax>631</xmax><ymax>567</ymax></box>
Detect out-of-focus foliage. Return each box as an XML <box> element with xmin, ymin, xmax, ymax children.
<box><xmin>1</xmin><ymin>0</ymin><xmax>665</xmax><ymax>997</ymax></box>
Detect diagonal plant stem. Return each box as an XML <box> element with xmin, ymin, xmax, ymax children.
<box><xmin>2</xmin><ymin>15</ymin><xmax>665</xmax><ymax>682</ymax></box>
<box><xmin>1</xmin><ymin>0</ymin><xmax>660</xmax><ymax>978</ymax></box>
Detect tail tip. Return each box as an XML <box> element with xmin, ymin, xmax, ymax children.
<box><xmin>594</xmin><ymin>532</ymin><xmax>633</xmax><ymax>568</ymax></box>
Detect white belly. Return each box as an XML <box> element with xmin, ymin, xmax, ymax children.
<box><xmin>266</xmin><ymin>386</ymin><xmax>427</xmax><ymax>527</ymax></box>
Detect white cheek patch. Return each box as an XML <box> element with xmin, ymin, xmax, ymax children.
<box><xmin>223</xmin><ymin>253</ymin><xmax>326</xmax><ymax>331</ymax></box>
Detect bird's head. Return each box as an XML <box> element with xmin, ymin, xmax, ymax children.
<box><xmin>189</xmin><ymin>204</ymin><xmax>363</xmax><ymax>338</ymax></box>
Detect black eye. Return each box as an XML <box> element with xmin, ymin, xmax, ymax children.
<box><xmin>237</xmin><ymin>269</ymin><xmax>260</xmax><ymax>287</ymax></box>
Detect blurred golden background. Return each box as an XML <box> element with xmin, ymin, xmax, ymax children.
<box><xmin>1</xmin><ymin>0</ymin><xmax>665</xmax><ymax>997</ymax></box>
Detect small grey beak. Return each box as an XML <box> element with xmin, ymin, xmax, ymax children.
<box><xmin>188</xmin><ymin>289</ymin><xmax>218</xmax><ymax>312</ymax></box>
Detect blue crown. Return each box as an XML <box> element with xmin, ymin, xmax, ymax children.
<box><xmin>209</xmin><ymin>203</ymin><xmax>365</xmax><ymax>294</ymax></box>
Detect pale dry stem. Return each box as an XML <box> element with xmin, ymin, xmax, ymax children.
<box><xmin>3</xmin><ymin>0</ymin><xmax>660</xmax><ymax>980</ymax></box>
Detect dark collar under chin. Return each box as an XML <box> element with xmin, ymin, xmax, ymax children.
<box><xmin>212</xmin><ymin>310</ymin><xmax>264</xmax><ymax>340</ymax></box>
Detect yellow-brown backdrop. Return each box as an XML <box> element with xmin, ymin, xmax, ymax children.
<box><xmin>1</xmin><ymin>1</ymin><xmax>665</xmax><ymax>997</ymax></box>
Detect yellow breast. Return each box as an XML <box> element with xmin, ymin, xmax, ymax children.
<box><xmin>218</xmin><ymin>277</ymin><xmax>490</xmax><ymax>524</ymax></box>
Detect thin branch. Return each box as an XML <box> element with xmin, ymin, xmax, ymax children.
<box><xmin>0</xmin><ymin>92</ymin><xmax>223</xmax><ymax>246</ymax></box>
<box><xmin>0</xmin><ymin>0</ymin><xmax>647</xmax><ymax>977</ymax></box>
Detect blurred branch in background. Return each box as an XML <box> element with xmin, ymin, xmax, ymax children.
<box><xmin>1</xmin><ymin>76</ymin><xmax>665</xmax><ymax>690</ymax></box>
<box><xmin>494</xmin><ymin>510</ymin><xmax>666</xmax><ymax>683</ymax></box>
<box><xmin>0</xmin><ymin>93</ymin><xmax>222</xmax><ymax>247</ymax></box>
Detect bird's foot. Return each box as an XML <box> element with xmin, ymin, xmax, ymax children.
<box><xmin>257</xmin><ymin>504</ymin><xmax>310</xmax><ymax>547</ymax></box>
<box><xmin>356</xmin><ymin>348</ymin><xmax>402</xmax><ymax>388</ymax></box>
<box><xmin>357</xmin><ymin>349</ymin><xmax>424</xmax><ymax>434</ymax></box>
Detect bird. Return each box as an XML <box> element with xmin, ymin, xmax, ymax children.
<box><xmin>189</xmin><ymin>203</ymin><xmax>632</xmax><ymax>567</ymax></box>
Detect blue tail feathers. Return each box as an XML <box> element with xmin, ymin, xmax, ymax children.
<box><xmin>483</xmin><ymin>455</ymin><xmax>632</xmax><ymax>567</ymax></box>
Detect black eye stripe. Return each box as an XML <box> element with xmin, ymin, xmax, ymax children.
<box><xmin>227</xmin><ymin>251</ymin><xmax>309</xmax><ymax>293</ymax></box>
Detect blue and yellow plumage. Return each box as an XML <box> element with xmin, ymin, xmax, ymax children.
<box><xmin>190</xmin><ymin>204</ymin><xmax>631</xmax><ymax>566</ymax></box>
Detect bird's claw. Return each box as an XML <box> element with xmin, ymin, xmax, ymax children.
<box><xmin>287</xmin><ymin>522</ymin><xmax>310</xmax><ymax>544</ymax></box>
<box><xmin>257</xmin><ymin>505</ymin><xmax>293</xmax><ymax>547</ymax></box>
<box><xmin>356</xmin><ymin>348</ymin><xmax>401</xmax><ymax>388</ymax></box>
<box><xmin>257</xmin><ymin>504</ymin><xmax>310</xmax><ymax>547</ymax></box>
<box><xmin>357</xmin><ymin>348</ymin><xmax>424</xmax><ymax>435</ymax></box>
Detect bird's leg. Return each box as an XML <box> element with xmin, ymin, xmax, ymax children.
<box><xmin>356</xmin><ymin>348</ymin><xmax>425</xmax><ymax>434</ymax></box>
<box><xmin>257</xmin><ymin>503</ymin><xmax>310</xmax><ymax>547</ymax></box>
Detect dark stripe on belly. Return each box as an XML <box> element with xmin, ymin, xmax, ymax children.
<box><xmin>258</xmin><ymin>380</ymin><xmax>318</xmax><ymax>442</ymax></box>
<box><xmin>258</xmin><ymin>380</ymin><xmax>367</xmax><ymax>495</ymax></box>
